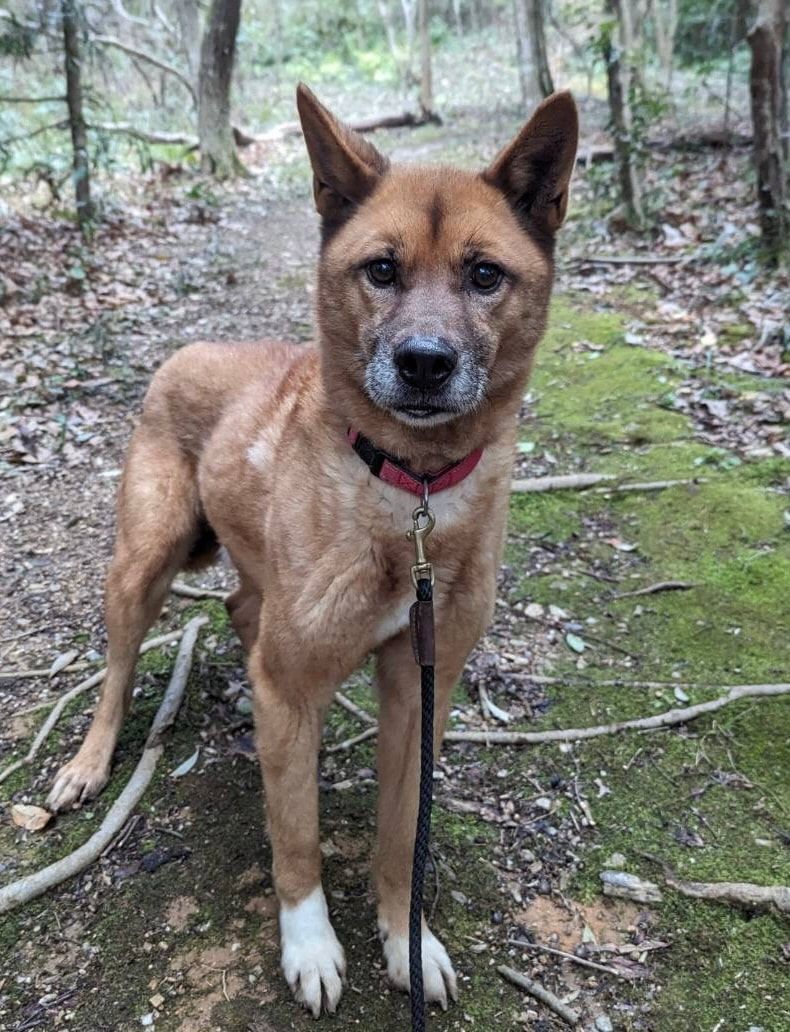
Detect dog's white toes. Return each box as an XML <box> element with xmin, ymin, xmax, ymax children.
<box><xmin>47</xmin><ymin>755</ymin><xmax>110</xmax><ymax>811</ymax></box>
<box><xmin>381</xmin><ymin>926</ymin><xmax>458</xmax><ymax>1008</ymax></box>
<box><xmin>280</xmin><ymin>887</ymin><xmax>346</xmax><ymax>1018</ymax></box>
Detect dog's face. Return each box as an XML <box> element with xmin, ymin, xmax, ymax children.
<box><xmin>296</xmin><ymin>85</ymin><xmax>578</xmax><ymax>443</ymax></box>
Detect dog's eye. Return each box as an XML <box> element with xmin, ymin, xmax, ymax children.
<box><xmin>367</xmin><ymin>258</ymin><xmax>397</xmax><ymax>287</ymax></box>
<box><xmin>470</xmin><ymin>261</ymin><xmax>503</xmax><ymax>292</ymax></box>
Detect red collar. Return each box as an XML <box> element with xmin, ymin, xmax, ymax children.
<box><xmin>347</xmin><ymin>428</ymin><xmax>483</xmax><ymax>497</ymax></box>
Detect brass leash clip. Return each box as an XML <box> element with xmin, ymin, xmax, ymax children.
<box><xmin>407</xmin><ymin>480</ymin><xmax>435</xmax><ymax>588</ymax></box>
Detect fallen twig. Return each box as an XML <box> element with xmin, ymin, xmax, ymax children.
<box><xmin>170</xmin><ymin>581</ymin><xmax>229</xmax><ymax>601</ymax></box>
<box><xmin>580</xmin><ymin>254</ymin><xmax>691</xmax><ymax>265</ymax></box>
<box><xmin>612</xmin><ymin>580</ymin><xmax>698</xmax><ymax>600</ymax></box>
<box><xmin>510</xmin><ymin>474</ymin><xmax>704</xmax><ymax>494</ymax></box>
<box><xmin>326</xmin><ymin>726</ymin><xmax>379</xmax><ymax>753</ymax></box>
<box><xmin>1</xmin><ymin>662</ymin><xmax>93</xmax><ymax>680</ymax></box>
<box><xmin>0</xmin><ymin>630</ymin><xmax>184</xmax><ymax>787</ymax></box>
<box><xmin>0</xmin><ymin>617</ymin><xmax>206</xmax><ymax>914</ymax></box>
<box><xmin>444</xmin><ymin>684</ymin><xmax>789</xmax><ymax>745</ymax></box>
<box><xmin>511</xmin><ymin>473</ymin><xmax>614</xmax><ymax>492</ymax></box>
<box><xmin>334</xmin><ymin>691</ymin><xmax>377</xmax><ymax>725</ymax></box>
<box><xmin>497</xmin><ymin>965</ymin><xmax>579</xmax><ymax>1026</ymax></box>
<box><xmin>507</xmin><ymin>939</ymin><xmax>630</xmax><ymax>979</ymax></box>
<box><xmin>643</xmin><ymin>854</ymin><xmax>790</xmax><ymax>915</ymax></box>
<box><xmin>326</xmin><ymin>683</ymin><xmax>790</xmax><ymax>752</ymax></box>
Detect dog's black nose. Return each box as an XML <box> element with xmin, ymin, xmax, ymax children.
<box><xmin>394</xmin><ymin>337</ymin><xmax>458</xmax><ymax>391</ymax></box>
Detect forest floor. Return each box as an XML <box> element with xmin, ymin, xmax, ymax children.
<box><xmin>1</xmin><ymin>96</ymin><xmax>789</xmax><ymax>1032</ymax></box>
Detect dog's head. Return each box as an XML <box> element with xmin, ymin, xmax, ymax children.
<box><xmin>297</xmin><ymin>84</ymin><xmax>578</xmax><ymax>458</ymax></box>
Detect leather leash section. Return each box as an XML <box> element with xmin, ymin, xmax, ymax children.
<box><xmin>406</xmin><ymin>494</ymin><xmax>436</xmax><ymax>1032</ymax></box>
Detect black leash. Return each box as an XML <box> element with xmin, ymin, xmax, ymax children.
<box><xmin>407</xmin><ymin>492</ymin><xmax>436</xmax><ymax>1032</ymax></box>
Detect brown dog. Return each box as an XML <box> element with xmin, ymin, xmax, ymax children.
<box><xmin>48</xmin><ymin>85</ymin><xmax>578</xmax><ymax>1017</ymax></box>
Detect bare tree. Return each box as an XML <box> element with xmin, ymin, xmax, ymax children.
<box><xmin>513</xmin><ymin>0</ymin><xmax>554</xmax><ymax>108</ymax></box>
<box><xmin>650</xmin><ymin>0</ymin><xmax>678</xmax><ymax>89</ymax></box>
<box><xmin>603</xmin><ymin>0</ymin><xmax>645</xmax><ymax>228</ymax></box>
<box><xmin>417</xmin><ymin>0</ymin><xmax>435</xmax><ymax>120</ymax></box>
<box><xmin>174</xmin><ymin>0</ymin><xmax>201</xmax><ymax>83</ymax></box>
<box><xmin>61</xmin><ymin>0</ymin><xmax>93</xmax><ymax>230</ymax></box>
<box><xmin>197</xmin><ymin>0</ymin><xmax>244</xmax><ymax>177</ymax></box>
<box><xmin>748</xmin><ymin>0</ymin><xmax>787</xmax><ymax>262</ymax></box>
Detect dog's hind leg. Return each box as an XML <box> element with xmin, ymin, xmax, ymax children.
<box><xmin>48</xmin><ymin>429</ymin><xmax>203</xmax><ymax>811</ymax></box>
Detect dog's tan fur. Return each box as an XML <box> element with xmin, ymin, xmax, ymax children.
<box><xmin>48</xmin><ymin>85</ymin><xmax>578</xmax><ymax>1016</ymax></box>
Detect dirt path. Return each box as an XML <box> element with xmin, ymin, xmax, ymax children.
<box><xmin>2</xmin><ymin>124</ymin><xmax>788</xmax><ymax>1032</ymax></box>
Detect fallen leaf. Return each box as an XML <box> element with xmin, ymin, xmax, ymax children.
<box><xmin>11</xmin><ymin>803</ymin><xmax>53</xmax><ymax>832</ymax></box>
<box><xmin>605</xmin><ymin>537</ymin><xmax>638</xmax><ymax>552</ymax></box>
<box><xmin>565</xmin><ymin>632</ymin><xmax>587</xmax><ymax>654</ymax></box>
<box><xmin>169</xmin><ymin>747</ymin><xmax>200</xmax><ymax>779</ymax></box>
<box><xmin>48</xmin><ymin>649</ymin><xmax>79</xmax><ymax>678</ymax></box>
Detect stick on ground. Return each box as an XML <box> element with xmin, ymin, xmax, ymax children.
<box><xmin>327</xmin><ymin>683</ymin><xmax>790</xmax><ymax>751</ymax></box>
<box><xmin>0</xmin><ymin>617</ymin><xmax>206</xmax><ymax>915</ymax></box>
<box><xmin>507</xmin><ymin>939</ymin><xmax>631</xmax><ymax>979</ymax></box>
<box><xmin>0</xmin><ymin>630</ymin><xmax>185</xmax><ymax>787</ymax></box>
<box><xmin>644</xmin><ymin>854</ymin><xmax>790</xmax><ymax>915</ymax></box>
<box><xmin>497</xmin><ymin>965</ymin><xmax>580</xmax><ymax>1026</ymax></box>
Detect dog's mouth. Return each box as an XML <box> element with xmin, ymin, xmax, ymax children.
<box><xmin>398</xmin><ymin>404</ymin><xmax>445</xmax><ymax>419</ymax></box>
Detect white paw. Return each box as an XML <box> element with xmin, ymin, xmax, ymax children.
<box><xmin>280</xmin><ymin>887</ymin><xmax>346</xmax><ymax>1017</ymax></box>
<box><xmin>381</xmin><ymin>924</ymin><xmax>458</xmax><ymax>1009</ymax></box>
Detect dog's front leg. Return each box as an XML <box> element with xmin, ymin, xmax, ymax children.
<box><xmin>250</xmin><ymin>648</ymin><xmax>345</xmax><ymax>1017</ymax></box>
<box><xmin>374</xmin><ymin>629</ymin><xmax>472</xmax><ymax>1009</ymax></box>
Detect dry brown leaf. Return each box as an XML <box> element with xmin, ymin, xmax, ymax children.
<box><xmin>11</xmin><ymin>803</ymin><xmax>53</xmax><ymax>832</ymax></box>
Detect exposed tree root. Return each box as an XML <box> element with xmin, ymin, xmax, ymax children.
<box><xmin>0</xmin><ymin>630</ymin><xmax>185</xmax><ymax>787</ymax></box>
<box><xmin>0</xmin><ymin>617</ymin><xmax>206</xmax><ymax>914</ymax></box>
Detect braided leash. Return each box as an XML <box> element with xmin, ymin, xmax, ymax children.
<box><xmin>406</xmin><ymin>492</ymin><xmax>437</xmax><ymax>1032</ymax></box>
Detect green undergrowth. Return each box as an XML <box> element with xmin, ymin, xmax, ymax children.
<box><xmin>501</xmin><ymin>293</ymin><xmax>790</xmax><ymax>1030</ymax></box>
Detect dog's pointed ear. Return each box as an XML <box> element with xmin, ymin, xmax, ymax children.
<box><xmin>296</xmin><ymin>83</ymin><xmax>388</xmax><ymax>228</ymax></box>
<box><xmin>482</xmin><ymin>91</ymin><xmax>578</xmax><ymax>235</ymax></box>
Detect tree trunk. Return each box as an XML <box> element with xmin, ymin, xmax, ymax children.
<box><xmin>513</xmin><ymin>0</ymin><xmax>553</xmax><ymax>107</ymax></box>
<box><xmin>198</xmin><ymin>0</ymin><xmax>244</xmax><ymax>178</ymax></box>
<box><xmin>61</xmin><ymin>0</ymin><xmax>93</xmax><ymax>231</ymax></box>
<box><xmin>399</xmin><ymin>0</ymin><xmax>418</xmax><ymax>84</ymax></box>
<box><xmin>174</xmin><ymin>0</ymin><xmax>201</xmax><ymax>84</ymax></box>
<box><xmin>603</xmin><ymin>0</ymin><xmax>645</xmax><ymax>228</ymax></box>
<box><xmin>651</xmin><ymin>0</ymin><xmax>678</xmax><ymax>90</ymax></box>
<box><xmin>748</xmin><ymin>0</ymin><xmax>788</xmax><ymax>262</ymax></box>
<box><xmin>417</xmin><ymin>0</ymin><xmax>437</xmax><ymax>120</ymax></box>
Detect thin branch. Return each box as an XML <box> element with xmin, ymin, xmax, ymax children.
<box><xmin>643</xmin><ymin>854</ymin><xmax>790</xmax><ymax>915</ymax></box>
<box><xmin>507</xmin><ymin>939</ymin><xmax>630</xmax><ymax>979</ymax></box>
<box><xmin>91</xmin><ymin>35</ymin><xmax>196</xmax><ymax>104</ymax></box>
<box><xmin>444</xmin><ymin>684</ymin><xmax>789</xmax><ymax>745</ymax></box>
<box><xmin>497</xmin><ymin>965</ymin><xmax>580</xmax><ymax>1026</ymax></box>
<box><xmin>510</xmin><ymin>475</ymin><xmax>704</xmax><ymax>494</ymax></box>
<box><xmin>511</xmin><ymin>473</ymin><xmax>614</xmax><ymax>493</ymax></box>
<box><xmin>170</xmin><ymin>581</ymin><xmax>229</xmax><ymax>600</ymax></box>
<box><xmin>0</xmin><ymin>630</ymin><xmax>185</xmax><ymax>786</ymax></box>
<box><xmin>325</xmin><ymin>684</ymin><xmax>790</xmax><ymax>752</ymax></box>
<box><xmin>326</xmin><ymin>726</ymin><xmax>379</xmax><ymax>753</ymax></box>
<box><xmin>0</xmin><ymin>95</ymin><xmax>66</xmax><ymax>103</ymax></box>
<box><xmin>578</xmin><ymin>254</ymin><xmax>691</xmax><ymax>265</ymax></box>
<box><xmin>612</xmin><ymin>580</ymin><xmax>698</xmax><ymax>600</ymax></box>
<box><xmin>334</xmin><ymin>692</ymin><xmax>377</xmax><ymax>725</ymax></box>
<box><xmin>89</xmin><ymin>122</ymin><xmax>197</xmax><ymax>147</ymax></box>
<box><xmin>0</xmin><ymin>617</ymin><xmax>206</xmax><ymax>914</ymax></box>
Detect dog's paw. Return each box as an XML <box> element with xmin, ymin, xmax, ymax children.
<box><xmin>381</xmin><ymin>925</ymin><xmax>458</xmax><ymax>1009</ymax></box>
<box><xmin>280</xmin><ymin>887</ymin><xmax>346</xmax><ymax>1017</ymax></box>
<box><xmin>47</xmin><ymin>753</ymin><xmax>110</xmax><ymax>811</ymax></box>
